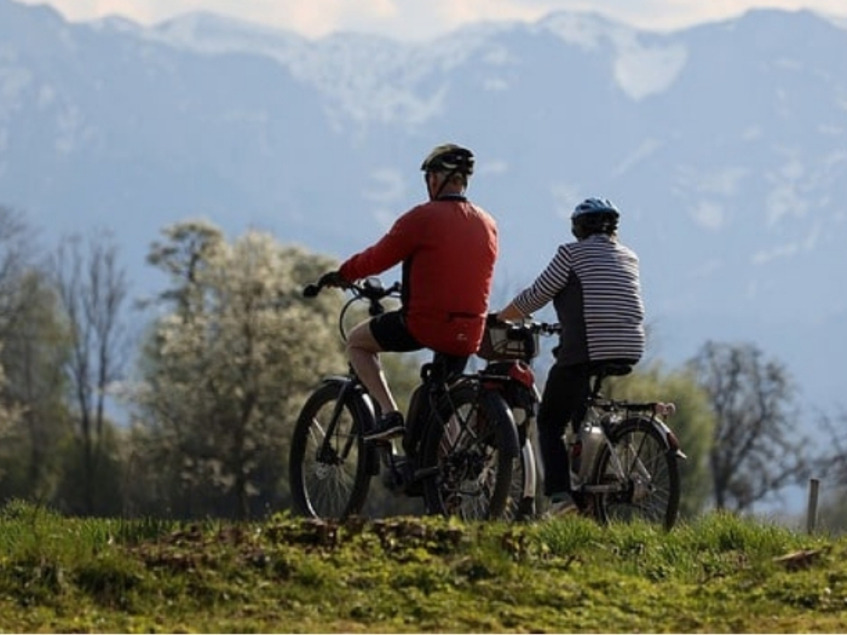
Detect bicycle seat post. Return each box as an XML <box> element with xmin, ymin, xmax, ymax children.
<box><xmin>589</xmin><ymin>371</ymin><xmax>606</xmax><ymax>402</ymax></box>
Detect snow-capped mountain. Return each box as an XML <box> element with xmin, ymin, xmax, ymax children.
<box><xmin>1</xmin><ymin>0</ymin><xmax>846</xmax><ymax>412</ymax></box>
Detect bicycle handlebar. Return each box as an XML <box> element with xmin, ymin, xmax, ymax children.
<box><xmin>515</xmin><ymin>321</ymin><xmax>561</xmax><ymax>336</ymax></box>
<box><xmin>303</xmin><ymin>277</ymin><xmax>400</xmax><ymax>301</ymax></box>
<box><xmin>302</xmin><ymin>276</ymin><xmax>402</xmax><ymax>340</ymax></box>
<box><xmin>486</xmin><ymin>315</ymin><xmax>561</xmax><ymax>338</ymax></box>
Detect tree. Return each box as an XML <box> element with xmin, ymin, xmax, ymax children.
<box><xmin>607</xmin><ymin>362</ymin><xmax>715</xmax><ymax>518</ymax></box>
<box><xmin>0</xmin><ymin>361</ymin><xmax>23</xmax><ymax>474</ymax></box>
<box><xmin>50</xmin><ymin>231</ymin><xmax>130</xmax><ymax>515</ymax></box>
<box><xmin>0</xmin><ymin>207</ymin><xmax>72</xmax><ymax>503</ymax></box>
<box><xmin>0</xmin><ymin>270</ymin><xmax>71</xmax><ymax>501</ymax></box>
<box><xmin>130</xmin><ymin>221</ymin><xmax>346</xmax><ymax>519</ymax></box>
<box><xmin>687</xmin><ymin>341</ymin><xmax>807</xmax><ymax>512</ymax></box>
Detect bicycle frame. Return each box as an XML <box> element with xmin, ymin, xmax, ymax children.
<box><xmin>306</xmin><ymin>355</ymin><xmax>493</xmax><ymax>500</ymax></box>
<box><xmin>293</xmin><ymin>277</ymin><xmax>521</xmax><ymax>521</ymax></box>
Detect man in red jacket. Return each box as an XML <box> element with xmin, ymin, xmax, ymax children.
<box><xmin>317</xmin><ymin>143</ymin><xmax>499</xmax><ymax>441</ymax></box>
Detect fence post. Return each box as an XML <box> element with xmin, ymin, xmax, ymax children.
<box><xmin>806</xmin><ymin>478</ymin><xmax>820</xmax><ymax>534</ymax></box>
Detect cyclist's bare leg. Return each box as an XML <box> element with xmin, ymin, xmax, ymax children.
<box><xmin>346</xmin><ymin>320</ymin><xmax>398</xmax><ymax>415</ymax></box>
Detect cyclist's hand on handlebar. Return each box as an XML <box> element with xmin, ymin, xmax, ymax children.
<box><xmin>493</xmin><ymin>303</ymin><xmax>529</xmax><ymax>324</ymax></box>
<box><xmin>303</xmin><ymin>270</ymin><xmax>348</xmax><ymax>297</ymax></box>
<box><xmin>318</xmin><ymin>270</ymin><xmax>347</xmax><ymax>289</ymax></box>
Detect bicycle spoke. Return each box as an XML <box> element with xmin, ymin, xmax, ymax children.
<box><xmin>595</xmin><ymin>419</ymin><xmax>680</xmax><ymax>529</ymax></box>
<box><xmin>424</xmin><ymin>386</ymin><xmax>516</xmax><ymax>521</ymax></box>
<box><xmin>290</xmin><ymin>382</ymin><xmax>370</xmax><ymax>520</ymax></box>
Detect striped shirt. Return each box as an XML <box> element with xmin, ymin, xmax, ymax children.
<box><xmin>511</xmin><ymin>234</ymin><xmax>645</xmax><ymax>365</ymax></box>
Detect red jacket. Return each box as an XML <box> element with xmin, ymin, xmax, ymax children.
<box><xmin>339</xmin><ymin>197</ymin><xmax>498</xmax><ymax>356</ymax></box>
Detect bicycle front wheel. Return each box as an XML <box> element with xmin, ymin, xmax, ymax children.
<box><xmin>590</xmin><ymin>416</ymin><xmax>680</xmax><ymax>530</ymax></box>
<box><xmin>422</xmin><ymin>384</ymin><xmax>518</xmax><ymax>521</ymax></box>
<box><xmin>289</xmin><ymin>381</ymin><xmax>371</xmax><ymax>520</ymax></box>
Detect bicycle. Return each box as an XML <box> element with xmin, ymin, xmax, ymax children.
<box><xmin>474</xmin><ymin>317</ymin><xmax>556</xmax><ymax>521</ymax></box>
<box><xmin>477</xmin><ymin>319</ymin><xmax>685</xmax><ymax>530</ymax></box>
<box><xmin>289</xmin><ymin>277</ymin><xmax>520</xmax><ymax>522</ymax></box>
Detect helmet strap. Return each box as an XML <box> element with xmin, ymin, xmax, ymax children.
<box><xmin>426</xmin><ymin>170</ymin><xmax>456</xmax><ymax>200</ymax></box>
<box><xmin>436</xmin><ymin>170</ymin><xmax>453</xmax><ymax>199</ymax></box>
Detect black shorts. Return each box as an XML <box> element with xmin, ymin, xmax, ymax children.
<box><xmin>369</xmin><ymin>310</ymin><xmax>422</xmax><ymax>353</ymax></box>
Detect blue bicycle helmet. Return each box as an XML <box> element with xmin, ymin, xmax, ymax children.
<box><xmin>571</xmin><ymin>197</ymin><xmax>620</xmax><ymax>239</ymax></box>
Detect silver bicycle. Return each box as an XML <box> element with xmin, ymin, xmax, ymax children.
<box><xmin>477</xmin><ymin>319</ymin><xmax>686</xmax><ymax>530</ymax></box>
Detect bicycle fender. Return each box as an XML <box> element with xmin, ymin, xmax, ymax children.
<box><xmin>644</xmin><ymin>415</ymin><xmax>687</xmax><ymax>460</ymax></box>
<box><xmin>318</xmin><ymin>376</ymin><xmax>376</xmax><ymax>416</ymax></box>
<box><xmin>319</xmin><ymin>374</ymin><xmax>357</xmax><ymax>386</ymax></box>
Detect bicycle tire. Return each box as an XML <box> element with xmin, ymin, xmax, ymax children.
<box><xmin>421</xmin><ymin>383</ymin><xmax>519</xmax><ymax>520</ymax></box>
<box><xmin>500</xmin><ymin>390</ymin><xmax>540</xmax><ymax>521</ymax></box>
<box><xmin>289</xmin><ymin>381</ymin><xmax>372</xmax><ymax>520</ymax></box>
<box><xmin>589</xmin><ymin>416</ymin><xmax>681</xmax><ymax>530</ymax></box>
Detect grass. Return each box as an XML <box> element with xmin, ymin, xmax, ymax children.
<box><xmin>0</xmin><ymin>499</ymin><xmax>844</xmax><ymax>632</ymax></box>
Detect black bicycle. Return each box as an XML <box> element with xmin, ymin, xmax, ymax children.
<box><xmin>289</xmin><ymin>277</ymin><xmax>520</xmax><ymax>521</ymax></box>
<box><xmin>478</xmin><ymin>319</ymin><xmax>685</xmax><ymax>530</ymax></box>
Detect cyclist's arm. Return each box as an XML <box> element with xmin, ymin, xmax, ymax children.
<box><xmin>509</xmin><ymin>245</ymin><xmax>572</xmax><ymax>316</ymax></box>
<box><xmin>339</xmin><ymin>207</ymin><xmax>421</xmax><ymax>281</ymax></box>
<box><xmin>496</xmin><ymin>302</ymin><xmax>526</xmax><ymax>322</ymax></box>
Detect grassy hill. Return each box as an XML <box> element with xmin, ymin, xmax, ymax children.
<box><xmin>0</xmin><ymin>500</ymin><xmax>844</xmax><ymax>633</ymax></box>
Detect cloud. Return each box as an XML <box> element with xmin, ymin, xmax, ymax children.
<box><xmin>21</xmin><ymin>0</ymin><xmax>847</xmax><ymax>41</ymax></box>
<box><xmin>550</xmin><ymin>182</ymin><xmax>582</xmax><ymax>220</ymax></box>
<box><xmin>690</xmin><ymin>201</ymin><xmax>726</xmax><ymax>231</ymax></box>
<box><xmin>751</xmin><ymin>223</ymin><xmax>820</xmax><ymax>264</ymax></box>
<box><xmin>676</xmin><ymin>166</ymin><xmax>749</xmax><ymax>197</ymax></box>
<box><xmin>362</xmin><ymin>167</ymin><xmax>406</xmax><ymax>205</ymax></box>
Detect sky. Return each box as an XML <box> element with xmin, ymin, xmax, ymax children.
<box><xmin>16</xmin><ymin>0</ymin><xmax>847</xmax><ymax>40</ymax></box>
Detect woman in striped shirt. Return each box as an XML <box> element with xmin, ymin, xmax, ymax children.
<box><xmin>495</xmin><ymin>197</ymin><xmax>645</xmax><ymax>508</ymax></box>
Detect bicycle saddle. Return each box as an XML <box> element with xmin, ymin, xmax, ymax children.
<box><xmin>589</xmin><ymin>360</ymin><xmax>635</xmax><ymax>378</ymax></box>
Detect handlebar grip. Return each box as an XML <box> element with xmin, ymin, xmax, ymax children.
<box><xmin>303</xmin><ymin>283</ymin><xmax>321</xmax><ymax>298</ymax></box>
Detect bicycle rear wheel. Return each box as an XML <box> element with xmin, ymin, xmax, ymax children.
<box><xmin>501</xmin><ymin>397</ymin><xmax>540</xmax><ymax>521</ymax></box>
<box><xmin>421</xmin><ymin>384</ymin><xmax>518</xmax><ymax>520</ymax></box>
<box><xmin>590</xmin><ymin>416</ymin><xmax>680</xmax><ymax>530</ymax></box>
<box><xmin>289</xmin><ymin>381</ymin><xmax>371</xmax><ymax>520</ymax></box>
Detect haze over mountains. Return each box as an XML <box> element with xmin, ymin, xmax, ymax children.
<box><xmin>1</xmin><ymin>0</ymin><xmax>846</xmax><ymax>416</ymax></box>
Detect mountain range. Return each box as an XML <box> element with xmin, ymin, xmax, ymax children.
<box><xmin>1</xmin><ymin>0</ymin><xmax>846</xmax><ymax>420</ymax></box>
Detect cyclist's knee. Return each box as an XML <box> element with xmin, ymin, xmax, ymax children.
<box><xmin>346</xmin><ymin>319</ymin><xmax>383</xmax><ymax>354</ymax></box>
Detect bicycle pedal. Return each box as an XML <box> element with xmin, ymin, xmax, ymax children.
<box><xmin>381</xmin><ymin>469</ymin><xmax>404</xmax><ymax>493</ymax></box>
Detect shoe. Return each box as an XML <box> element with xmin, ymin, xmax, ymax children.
<box><xmin>547</xmin><ymin>492</ymin><xmax>579</xmax><ymax>516</ymax></box>
<box><xmin>364</xmin><ymin>411</ymin><xmax>405</xmax><ymax>442</ymax></box>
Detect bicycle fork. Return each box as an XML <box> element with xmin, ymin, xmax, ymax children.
<box><xmin>315</xmin><ymin>377</ymin><xmax>380</xmax><ymax>474</ymax></box>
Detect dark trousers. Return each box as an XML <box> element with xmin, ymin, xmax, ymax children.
<box><xmin>537</xmin><ymin>363</ymin><xmax>590</xmax><ymax>495</ymax></box>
